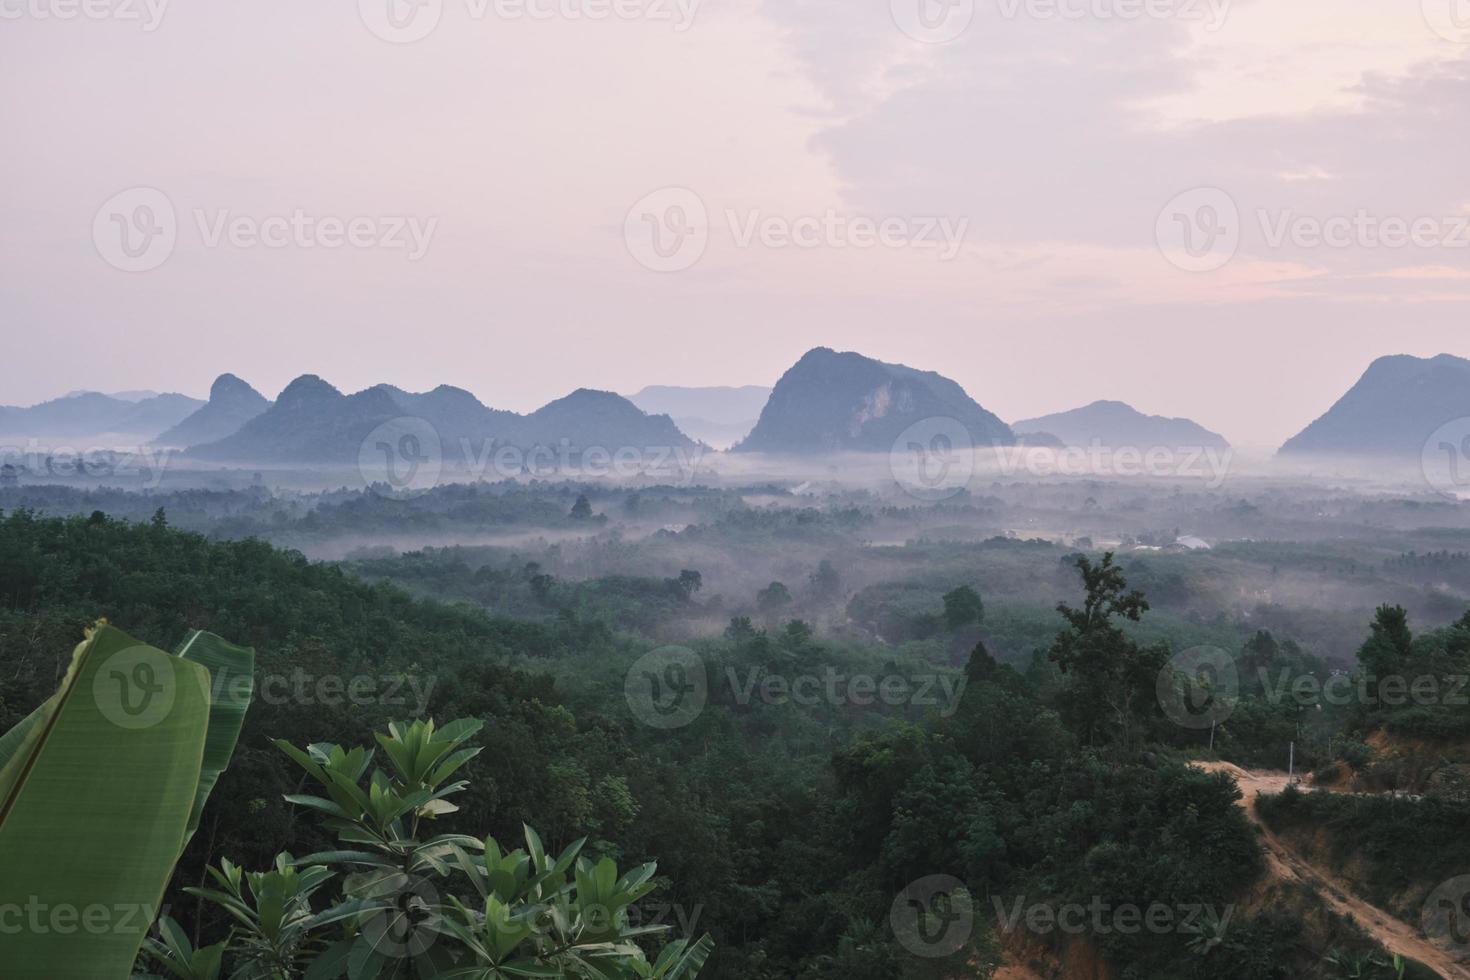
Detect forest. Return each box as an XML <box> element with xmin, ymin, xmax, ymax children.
<box><xmin>3</xmin><ymin>478</ymin><xmax>1468</xmax><ymax>978</ymax></box>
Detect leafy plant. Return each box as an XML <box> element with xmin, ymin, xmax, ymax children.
<box><xmin>0</xmin><ymin>623</ymin><xmax>253</xmax><ymax>980</ymax></box>
<box><xmin>168</xmin><ymin>718</ymin><xmax>714</xmax><ymax>979</ymax></box>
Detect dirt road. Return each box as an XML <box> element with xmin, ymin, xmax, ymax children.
<box><xmin>1196</xmin><ymin>761</ymin><xmax>1470</xmax><ymax>980</ymax></box>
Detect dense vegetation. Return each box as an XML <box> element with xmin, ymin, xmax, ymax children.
<box><xmin>4</xmin><ymin>483</ymin><xmax>1469</xmax><ymax>977</ymax></box>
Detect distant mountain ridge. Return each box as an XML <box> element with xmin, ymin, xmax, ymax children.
<box><xmin>154</xmin><ymin>374</ymin><xmax>271</xmax><ymax>448</ymax></box>
<box><xmin>1280</xmin><ymin>353</ymin><xmax>1470</xmax><ymax>456</ymax></box>
<box><xmin>1013</xmin><ymin>400</ymin><xmax>1229</xmax><ymax>450</ymax></box>
<box><xmin>0</xmin><ymin>391</ymin><xmax>203</xmax><ymax>439</ymax></box>
<box><xmin>186</xmin><ymin>375</ymin><xmax>697</xmax><ymax>464</ymax></box>
<box><xmin>733</xmin><ymin>348</ymin><xmax>1013</xmax><ymax>453</ymax></box>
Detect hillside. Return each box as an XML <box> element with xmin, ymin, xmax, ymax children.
<box><xmin>516</xmin><ymin>388</ymin><xmax>698</xmax><ymax>451</ymax></box>
<box><xmin>733</xmin><ymin>348</ymin><xmax>1014</xmax><ymax>453</ymax></box>
<box><xmin>1013</xmin><ymin>400</ymin><xmax>1229</xmax><ymax>450</ymax></box>
<box><xmin>1281</xmin><ymin>354</ymin><xmax>1470</xmax><ymax>456</ymax></box>
<box><xmin>0</xmin><ymin>390</ymin><xmax>203</xmax><ymax>439</ymax></box>
<box><xmin>153</xmin><ymin>373</ymin><xmax>271</xmax><ymax>447</ymax></box>
<box><xmin>185</xmin><ymin>376</ymin><xmax>695</xmax><ymax>464</ymax></box>
<box><xmin>187</xmin><ymin>375</ymin><xmax>402</xmax><ymax>463</ymax></box>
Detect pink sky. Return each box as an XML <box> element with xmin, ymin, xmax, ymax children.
<box><xmin>3</xmin><ymin>0</ymin><xmax>1470</xmax><ymax>447</ymax></box>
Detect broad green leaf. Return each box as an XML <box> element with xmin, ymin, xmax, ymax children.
<box><xmin>0</xmin><ymin>624</ymin><xmax>212</xmax><ymax>979</ymax></box>
<box><xmin>174</xmin><ymin>629</ymin><xmax>255</xmax><ymax>850</ymax></box>
<box><xmin>0</xmin><ymin>702</ymin><xmax>44</xmax><ymax>774</ymax></box>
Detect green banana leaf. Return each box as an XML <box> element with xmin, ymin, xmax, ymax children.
<box><xmin>0</xmin><ymin>624</ymin><xmax>213</xmax><ymax>979</ymax></box>
<box><xmin>175</xmin><ymin>629</ymin><xmax>255</xmax><ymax>850</ymax></box>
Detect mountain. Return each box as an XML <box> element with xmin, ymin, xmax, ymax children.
<box><xmin>733</xmin><ymin>348</ymin><xmax>1013</xmax><ymax>453</ymax></box>
<box><xmin>0</xmin><ymin>391</ymin><xmax>204</xmax><ymax>439</ymax></box>
<box><xmin>516</xmin><ymin>389</ymin><xmax>698</xmax><ymax>451</ymax></box>
<box><xmin>188</xmin><ymin>376</ymin><xmax>403</xmax><ymax>463</ymax></box>
<box><xmin>64</xmin><ymin>389</ymin><xmax>160</xmax><ymax>402</ymax></box>
<box><xmin>154</xmin><ymin>374</ymin><xmax>271</xmax><ymax>447</ymax></box>
<box><xmin>1279</xmin><ymin>354</ymin><xmax>1470</xmax><ymax>456</ymax></box>
<box><xmin>186</xmin><ymin>377</ymin><xmax>696</xmax><ymax>464</ymax></box>
<box><xmin>628</xmin><ymin>385</ymin><xmax>771</xmax><ymax>449</ymax></box>
<box><xmin>1012</xmin><ymin>400</ymin><xmax>1229</xmax><ymax>450</ymax></box>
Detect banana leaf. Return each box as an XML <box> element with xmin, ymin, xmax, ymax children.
<box><xmin>0</xmin><ymin>624</ymin><xmax>212</xmax><ymax>979</ymax></box>
<box><xmin>175</xmin><ymin>629</ymin><xmax>255</xmax><ymax>850</ymax></box>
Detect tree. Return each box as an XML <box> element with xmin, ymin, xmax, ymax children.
<box><xmin>724</xmin><ymin>616</ymin><xmax>757</xmax><ymax>641</ymax></box>
<box><xmin>942</xmin><ymin>586</ymin><xmax>984</xmax><ymax>630</ymax></box>
<box><xmin>676</xmin><ymin>569</ymin><xmax>703</xmax><ymax>599</ymax></box>
<box><xmin>1046</xmin><ymin>553</ymin><xmax>1167</xmax><ymax>748</ymax></box>
<box><xmin>756</xmin><ymin>581</ymin><xmax>792</xmax><ymax>615</ymax></box>
<box><xmin>1356</xmin><ymin>605</ymin><xmax>1412</xmax><ymax>708</ymax></box>
<box><xmin>569</xmin><ymin>494</ymin><xmax>593</xmax><ymax>520</ymax></box>
<box><xmin>809</xmin><ymin>560</ymin><xmax>841</xmax><ymax>599</ymax></box>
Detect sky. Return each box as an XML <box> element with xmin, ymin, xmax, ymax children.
<box><xmin>3</xmin><ymin>0</ymin><xmax>1470</xmax><ymax>447</ymax></box>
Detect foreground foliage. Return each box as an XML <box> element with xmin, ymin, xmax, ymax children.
<box><xmin>139</xmin><ymin>718</ymin><xmax>712</xmax><ymax>979</ymax></box>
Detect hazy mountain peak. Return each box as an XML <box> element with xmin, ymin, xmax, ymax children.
<box><xmin>154</xmin><ymin>375</ymin><xmax>271</xmax><ymax>448</ymax></box>
<box><xmin>209</xmin><ymin>373</ymin><xmax>263</xmax><ymax>401</ymax></box>
<box><xmin>276</xmin><ymin>374</ymin><xmax>342</xmax><ymax>407</ymax></box>
<box><xmin>1013</xmin><ymin>400</ymin><xmax>1228</xmax><ymax>450</ymax></box>
<box><xmin>735</xmin><ymin>348</ymin><xmax>1013</xmax><ymax>453</ymax></box>
<box><xmin>1280</xmin><ymin>353</ymin><xmax>1470</xmax><ymax>456</ymax></box>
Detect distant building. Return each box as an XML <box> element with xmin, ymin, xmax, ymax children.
<box><xmin>1176</xmin><ymin>535</ymin><xmax>1212</xmax><ymax>551</ymax></box>
<box><xmin>0</xmin><ymin>464</ymin><xmax>18</xmax><ymax>488</ymax></box>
